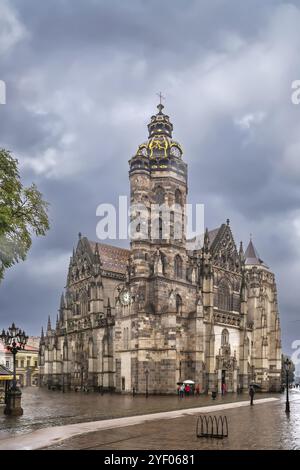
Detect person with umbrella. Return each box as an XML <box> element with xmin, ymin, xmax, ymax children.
<box><xmin>249</xmin><ymin>384</ymin><xmax>255</xmax><ymax>405</ymax></box>
<box><xmin>183</xmin><ymin>380</ymin><xmax>194</xmax><ymax>396</ymax></box>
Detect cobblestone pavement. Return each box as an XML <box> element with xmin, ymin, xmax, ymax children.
<box><xmin>0</xmin><ymin>386</ymin><xmax>272</xmax><ymax>439</ymax></box>
<box><xmin>45</xmin><ymin>391</ymin><xmax>300</xmax><ymax>450</ymax></box>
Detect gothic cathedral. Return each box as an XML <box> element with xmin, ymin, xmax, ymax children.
<box><xmin>39</xmin><ymin>103</ymin><xmax>282</xmax><ymax>394</ymax></box>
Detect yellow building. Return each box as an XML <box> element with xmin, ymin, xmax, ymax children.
<box><xmin>15</xmin><ymin>345</ymin><xmax>39</xmax><ymax>387</ymax></box>
<box><xmin>0</xmin><ymin>364</ymin><xmax>13</xmax><ymax>404</ymax></box>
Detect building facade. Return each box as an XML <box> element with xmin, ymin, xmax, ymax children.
<box><xmin>0</xmin><ymin>340</ymin><xmax>39</xmax><ymax>387</ymax></box>
<box><xmin>15</xmin><ymin>344</ymin><xmax>39</xmax><ymax>387</ymax></box>
<box><xmin>39</xmin><ymin>103</ymin><xmax>282</xmax><ymax>394</ymax></box>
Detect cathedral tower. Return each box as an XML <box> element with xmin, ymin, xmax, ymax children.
<box><xmin>115</xmin><ymin>101</ymin><xmax>196</xmax><ymax>394</ymax></box>
<box><xmin>129</xmin><ymin>101</ymin><xmax>188</xmax><ymax>277</ymax></box>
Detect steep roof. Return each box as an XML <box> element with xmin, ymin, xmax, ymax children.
<box><xmin>244</xmin><ymin>239</ymin><xmax>268</xmax><ymax>268</ymax></box>
<box><xmin>187</xmin><ymin>226</ymin><xmax>221</xmax><ymax>250</ymax></box>
<box><xmin>88</xmin><ymin>241</ymin><xmax>130</xmax><ymax>274</ymax></box>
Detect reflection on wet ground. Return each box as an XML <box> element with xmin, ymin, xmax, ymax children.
<box><xmin>46</xmin><ymin>391</ymin><xmax>300</xmax><ymax>450</ymax></box>
<box><xmin>0</xmin><ymin>387</ymin><xmax>274</xmax><ymax>439</ymax></box>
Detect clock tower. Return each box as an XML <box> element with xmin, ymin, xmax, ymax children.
<box><xmin>115</xmin><ymin>101</ymin><xmax>197</xmax><ymax>394</ymax></box>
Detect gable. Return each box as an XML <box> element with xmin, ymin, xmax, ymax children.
<box><xmin>210</xmin><ymin>223</ymin><xmax>240</xmax><ymax>271</ymax></box>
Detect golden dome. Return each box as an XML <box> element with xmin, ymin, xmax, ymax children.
<box><xmin>135</xmin><ymin>103</ymin><xmax>183</xmax><ymax>159</ymax></box>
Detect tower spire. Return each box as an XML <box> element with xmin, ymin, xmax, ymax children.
<box><xmin>47</xmin><ymin>315</ymin><xmax>52</xmax><ymax>332</ymax></box>
<box><xmin>60</xmin><ymin>292</ymin><xmax>65</xmax><ymax>309</ymax></box>
<box><xmin>40</xmin><ymin>326</ymin><xmax>45</xmax><ymax>346</ymax></box>
<box><xmin>239</xmin><ymin>241</ymin><xmax>245</xmax><ymax>262</ymax></box>
<box><xmin>244</xmin><ymin>237</ymin><xmax>267</xmax><ymax>267</ymax></box>
<box><xmin>203</xmin><ymin>228</ymin><xmax>210</xmax><ymax>253</ymax></box>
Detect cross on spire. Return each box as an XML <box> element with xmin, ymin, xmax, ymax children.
<box><xmin>156</xmin><ymin>92</ymin><xmax>165</xmax><ymax>113</ymax></box>
<box><xmin>156</xmin><ymin>91</ymin><xmax>165</xmax><ymax>105</ymax></box>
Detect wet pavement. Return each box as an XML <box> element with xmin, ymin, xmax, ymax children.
<box><xmin>0</xmin><ymin>387</ymin><xmax>274</xmax><ymax>440</ymax></box>
<box><xmin>45</xmin><ymin>391</ymin><xmax>300</xmax><ymax>450</ymax></box>
<box><xmin>0</xmin><ymin>388</ymin><xmax>299</xmax><ymax>450</ymax></box>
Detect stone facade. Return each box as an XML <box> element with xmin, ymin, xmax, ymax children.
<box><xmin>39</xmin><ymin>103</ymin><xmax>282</xmax><ymax>394</ymax></box>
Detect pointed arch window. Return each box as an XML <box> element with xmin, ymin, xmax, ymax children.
<box><xmin>123</xmin><ymin>327</ymin><xmax>129</xmax><ymax>349</ymax></box>
<box><xmin>221</xmin><ymin>329</ymin><xmax>229</xmax><ymax>346</ymax></box>
<box><xmin>176</xmin><ymin>294</ymin><xmax>182</xmax><ymax>314</ymax></box>
<box><xmin>174</xmin><ymin>254</ymin><xmax>183</xmax><ymax>279</ymax></box>
<box><xmin>218</xmin><ymin>280</ymin><xmax>231</xmax><ymax>311</ymax></box>
<box><xmin>80</xmin><ymin>290</ymin><xmax>89</xmax><ymax>316</ymax></box>
<box><xmin>159</xmin><ymin>217</ymin><xmax>163</xmax><ymax>239</ymax></box>
<box><xmin>155</xmin><ymin>186</ymin><xmax>165</xmax><ymax>206</ymax></box>
<box><xmin>175</xmin><ymin>189</ymin><xmax>182</xmax><ymax>206</ymax></box>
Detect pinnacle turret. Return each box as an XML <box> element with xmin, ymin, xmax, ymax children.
<box><xmin>244</xmin><ymin>238</ymin><xmax>266</xmax><ymax>267</ymax></box>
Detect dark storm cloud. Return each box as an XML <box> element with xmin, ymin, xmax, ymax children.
<box><xmin>0</xmin><ymin>0</ymin><xmax>300</xmax><ymax>357</ymax></box>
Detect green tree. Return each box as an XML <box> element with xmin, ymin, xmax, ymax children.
<box><xmin>0</xmin><ymin>149</ymin><xmax>49</xmax><ymax>280</ymax></box>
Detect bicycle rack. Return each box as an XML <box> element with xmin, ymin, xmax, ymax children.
<box><xmin>196</xmin><ymin>415</ymin><xmax>228</xmax><ymax>439</ymax></box>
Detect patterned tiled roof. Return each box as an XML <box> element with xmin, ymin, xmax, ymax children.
<box><xmin>0</xmin><ymin>343</ymin><xmax>38</xmax><ymax>353</ymax></box>
<box><xmin>187</xmin><ymin>226</ymin><xmax>221</xmax><ymax>250</ymax></box>
<box><xmin>89</xmin><ymin>241</ymin><xmax>130</xmax><ymax>274</ymax></box>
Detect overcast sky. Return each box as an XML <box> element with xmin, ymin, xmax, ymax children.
<box><xmin>0</xmin><ymin>0</ymin><xmax>300</xmax><ymax>363</ymax></box>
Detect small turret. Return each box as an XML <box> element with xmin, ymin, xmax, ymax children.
<box><xmin>239</xmin><ymin>241</ymin><xmax>245</xmax><ymax>263</ymax></box>
<box><xmin>201</xmin><ymin>228</ymin><xmax>213</xmax><ymax>280</ymax></box>
<box><xmin>40</xmin><ymin>326</ymin><xmax>45</xmax><ymax>345</ymax></box>
<box><xmin>94</xmin><ymin>243</ymin><xmax>102</xmax><ymax>277</ymax></box>
<box><xmin>60</xmin><ymin>292</ymin><xmax>65</xmax><ymax>309</ymax></box>
<box><xmin>245</xmin><ymin>238</ymin><xmax>268</xmax><ymax>268</ymax></box>
<box><xmin>203</xmin><ymin>228</ymin><xmax>210</xmax><ymax>253</ymax></box>
<box><xmin>47</xmin><ymin>315</ymin><xmax>52</xmax><ymax>332</ymax></box>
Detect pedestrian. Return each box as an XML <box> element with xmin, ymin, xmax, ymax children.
<box><xmin>185</xmin><ymin>384</ymin><xmax>190</xmax><ymax>396</ymax></box>
<box><xmin>195</xmin><ymin>383</ymin><xmax>200</xmax><ymax>395</ymax></box>
<box><xmin>179</xmin><ymin>384</ymin><xmax>184</xmax><ymax>398</ymax></box>
<box><xmin>249</xmin><ymin>385</ymin><xmax>255</xmax><ymax>405</ymax></box>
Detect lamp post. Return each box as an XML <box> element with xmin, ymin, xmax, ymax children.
<box><xmin>145</xmin><ymin>368</ymin><xmax>149</xmax><ymax>398</ymax></box>
<box><xmin>284</xmin><ymin>358</ymin><xmax>291</xmax><ymax>413</ymax></box>
<box><xmin>0</xmin><ymin>323</ymin><xmax>28</xmax><ymax>416</ymax></box>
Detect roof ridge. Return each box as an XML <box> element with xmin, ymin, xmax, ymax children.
<box><xmin>88</xmin><ymin>240</ymin><xmax>130</xmax><ymax>252</ymax></box>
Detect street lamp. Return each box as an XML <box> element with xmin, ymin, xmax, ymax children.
<box><xmin>0</xmin><ymin>323</ymin><xmax>28</xmax><ymax>416</ymax></box>
<box><xmin>145</xmin><ymin>368</ymin><xmax>149</xmax><ymax>398</ymax></box>
<box><xmin>284</xmin><ymin>358</ymin><xmax>291</xmax><ymax>413</ymax></box>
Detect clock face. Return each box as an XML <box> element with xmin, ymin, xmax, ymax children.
<box><xmin>120</xmin><ymin>289</ymin><xmax>131</xmax><ymax>306</ymax></box>
<box><xmin>170</xmin><ymin>146</ymin><xmax>181</xmax><ymax>158</ymax></box>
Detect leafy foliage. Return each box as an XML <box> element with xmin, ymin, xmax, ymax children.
<box><xmin>0</xmin><ymin>149</ymin><xmax>49</xmax><ymax>280</ymax></box>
